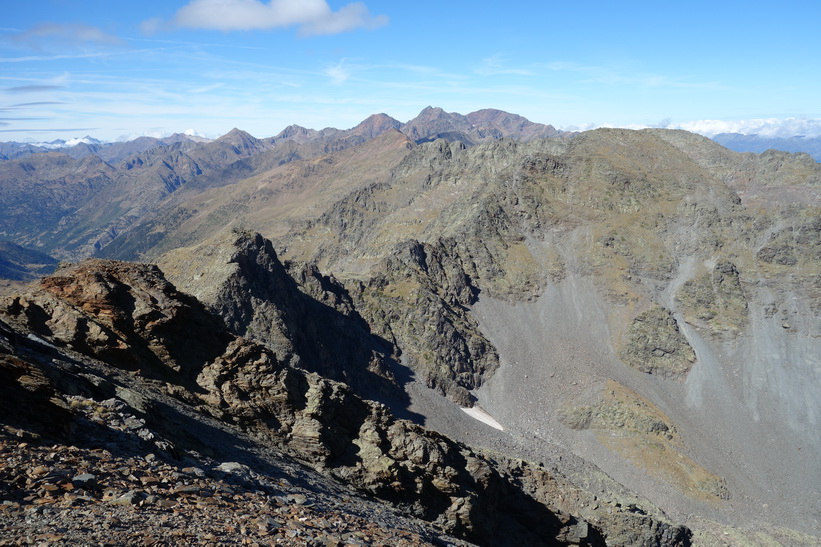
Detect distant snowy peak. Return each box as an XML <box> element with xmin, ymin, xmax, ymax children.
<box><xmin>182</xmin><ymin>129</ymin><xmax>212</xmax><ymax>143</ymax></box>
<box><xmin>27</xmin><ymin>134</ymin><xmax>212</xmax><ymax>149</ymax></box>
<box><xmin>64</xmin><ymin>136</ymin><xmax>102</xmax><ymax>147</ymax></box>
<box><xmin>161</xmin><ymin>132</ymin><xmax>212</xmax><ymax>145</ymax></box>
<box><xmin>35</xmin><ymin>136</ymin><xmax>102</xmax><ymax>149</ymax></box>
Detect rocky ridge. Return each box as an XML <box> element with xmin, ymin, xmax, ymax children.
<box><xmin>142</xmin><ymin>128</ymin><xmax>821</xmax><ymax>542</ymax></box>
<box><xmin>1</xmin><ymin>258</ymin><xmax>693</xmax><ymax>545</ymax></box>
<box><xmin>0</xmin><ymin>107</ymin><xmax>570</xmax><ymax>263</ymax></box>
<box><xmin>3</xmin><ymin>113</ymin><xmax>821</xmax><ymax>544</ymax></box>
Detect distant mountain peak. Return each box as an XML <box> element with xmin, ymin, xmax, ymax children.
<box><xmin>712</xmin><ymin>132</ymin><xmax>821</xmax><ymax>161</ymax></box>
<box><xmin>273</xmin><ymin>124</ymin><xmax>319</xmax><ymax>143</ymax></box>
<box><xmin>349</xmin><ymin>113</ymin><xmax>403</xmax><ymax>138</ymax></box>
<box><xmin>166</xmin><ymin>132</ymin><xmax>211</xmax><ymax>144</ymax></box>
<box><xmin>218</xmin><ymin>127</ymin><xmax>255</xmax><ymax>141</ymax></box>
<box><xmin>414</xmin><ymin>106</ymin><xmax>452</xmax><ymax>121</ymax></box>
<box><xmin>214</xmin><ymin>128</ymin><xmax>265</xmax><ymax>154</ymax></box>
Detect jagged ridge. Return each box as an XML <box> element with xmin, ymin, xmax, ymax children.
<box><xmin>0</xmin><ymin>258</ymin><xmax>694</xmax><ymax>546</ymax></box>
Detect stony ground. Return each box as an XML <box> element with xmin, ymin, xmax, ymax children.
<box><xmin>469</xmin><ymin>276</ymin><xmax>821</xmax><ymax>545</ymax></box>
<box><xmin>0</xmin><ymin>389</ymin><xmax>471</xmax><ymax>547</ymax></box>
<box><xmin>0</xmin><ymin>426</ymin><xmax>469</xmax><ymax>547</ymax></box>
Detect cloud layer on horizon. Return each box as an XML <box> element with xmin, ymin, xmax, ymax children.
<box><xmin>674</xmin><ymin>118</ymin><xmax>821</xmax><ymax>139</ymax></box>
<box><xmin>569</xmin><ymin>117</ymin><xmax>821</xmax><ymax>140</ymax></box>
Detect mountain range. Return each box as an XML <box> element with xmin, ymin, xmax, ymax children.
<box><xmin>1</xmin><ymin>107</ymin><xmax>820</xmax><ymax>545</ymax></box>
<box><xmin>712</xmin><ymin>132</ymin><xmax>821</xmax><ymax>161</ymax></box>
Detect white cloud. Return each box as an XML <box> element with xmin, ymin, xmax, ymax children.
<box><xmin>299</xmin><ymin>2</ymin><xmax>387</xmax><ymax>36</ymax></box>
<box><xmin>169</xmin><ymin>0</ymin><xmax>387</xmax><ymax>35</ymax></box>
<box><xmin>674</xmin><ymin>118</ymin><xmax>821</xmax><ymax>138</ymax></box>
<box><xmin>562</xmin><ymin>118</ymin><xmax>821</xmax><ymax>139</ymax></box>
<box><xmin>64</xmin><ymin>136</ymin><xmax>99</xmax><ymax>146</ymax></box>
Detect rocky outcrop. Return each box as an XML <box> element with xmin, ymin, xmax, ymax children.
<box><xmin>618</xmin><ymin>306</ymin><xmax>696</xmax><ymax>379</ymax></box>
<box><xmin>3</xmin><ymin>260</ymin><xmax>231</xmax><ymax>382</ymax></box>
<box><xmin>757</xmin><ymin>217</ymin><xmax>821</xmax><ymax>267</ymax></box>
<box><xmin>358</xmin><ymin>239</ymin><xmax>498</xmax><ymax>406</ymax></box>
<box><xmin>0</xmin><ymin>322</ymin><xmax>75</xmax><ymax>438</ymax></box>
<box><xmin>196</xmin><ymin>339</ymin><xmax>608</xmax><ymax>545</ymax></box>
<box><xmin>162</xmin><ymin>231</ymin><xmax>405</xmax><ymax>407</ymax></box>
<box><xmin>560</xmin><ymin>381</ymin><xmax>729</xmax><ymax>503</ymax></box>
<box><xmin>162</xmin><ymin>229</ymin><xmax>498</xmax><ymax>408</ymax></box>
<box><xmin>676</xmin><ymin>260</ymin><xmax>748</xmax><ymax>334</ymax></box>
<box><xmin>494</xmin><ymin>453</ymin><xmax>693</xmax><ymax>546</ymax></box>
<box><xmin>0</xmin><ymin>259</ymin><xmax>694</xmax><ymax>546</ymax></box>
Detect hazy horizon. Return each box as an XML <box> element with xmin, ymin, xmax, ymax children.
<box><xmin>3</xmin><ymin>1</ymin><xmax>820</xmax><ymax>142</ymax></box>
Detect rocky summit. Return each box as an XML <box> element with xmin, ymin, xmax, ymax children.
<box><xmin>1</xmin><ymin>108</ymin><xmax>821</xmax><ymax>546</ymax></box>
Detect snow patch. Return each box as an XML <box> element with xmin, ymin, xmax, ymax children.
<box><xmin>29</xmin><ymin>135</ymin><xmax>101</xmax><ymax>148</ymax></box>
<box><xmin>64</xmin><ymin>136</ymin><xmax>100</xmax><ymax>147</ymax></box>
<box><xmin>460</xmin><ymin>405</ymin><xmax>504</xmax><ymax>431</ymax></box>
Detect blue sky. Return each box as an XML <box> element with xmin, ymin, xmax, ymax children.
<box><xmin>2</xmin><ymin>0</ymin><xmax>820</xmax><ymax>142</ymax></box>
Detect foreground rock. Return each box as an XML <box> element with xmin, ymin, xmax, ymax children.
<box><xmin>1</xmin><ymin>259</ymin><xmax>693</xmax><ymax>545</ymax></box>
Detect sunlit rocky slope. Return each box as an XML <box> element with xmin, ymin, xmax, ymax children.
<box><xmin>2</xmin><ymin>108</ymin><xmax>820</xmax><ymax>545</ymax></box>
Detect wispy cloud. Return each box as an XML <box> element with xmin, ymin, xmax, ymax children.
<box><xmin>190</xmin><ymin>82</ymin><xmax>224</xmax><ymax>93</ymax></box>
<box><xmin>544</xmin><ymin>61</ymin><xmax>721</xmax><ymax>90</ymax></box>
<box><xmin>475</xmin><ymin>54</ymin><xmax>534</xmax><ymax>77</ymax></box>
<box><xmin>158</xmin><ymin>0</ymin><xmax>388</xmax><ymax>36</ymax></box>
<box><xmin>0</xmin><ymin>51</ymin><xmax>127</xmax><ymax>63</ymax></box>
<box><xmin>5</xmin><ymin>85</ymin><xmax>64</xmax><ymax>94</ymax></box>
<box><xmin>0</xmin><ymin>127</ymin><xmax>97</xmax><ymax>133</ymax></box>
<box><xmin>325</xmin><ymin>60</ymin><xmax>353</xmax><ymax>85</ymax></box>
<box><xmin>10</xmin><ymin>101</ymin><xmax>66</xmax><ymax>107</ymax></box>
<box><xmin>11</xmin><ymin>23</ymin><xmax>124</xmax><ymax>51</ymax></box>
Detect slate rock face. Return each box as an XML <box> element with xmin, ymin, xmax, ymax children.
<box><xmin>196</xmin><ymin>339</ymin><xmax>606</xmax><ymax>545</ymax></box>
<box><xmin>162</xmin><ymin>231</ymin><xmax>405</xmax><ymax>407</ymax></box>
<box><xmin>356</xmin><ymin>238</ymin><xmax>498</xmax><ymax>406</ymax></box>
<box><xmin>0</xmin><ymin>331</ymin><xmax>75</xmax><ymax>438</ymax></box>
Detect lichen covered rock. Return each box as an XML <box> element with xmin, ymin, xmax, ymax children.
<box><xmin>619</xmin><ymin>306</ymin><xmax>696</xmax><ymax>379</ymax></box>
